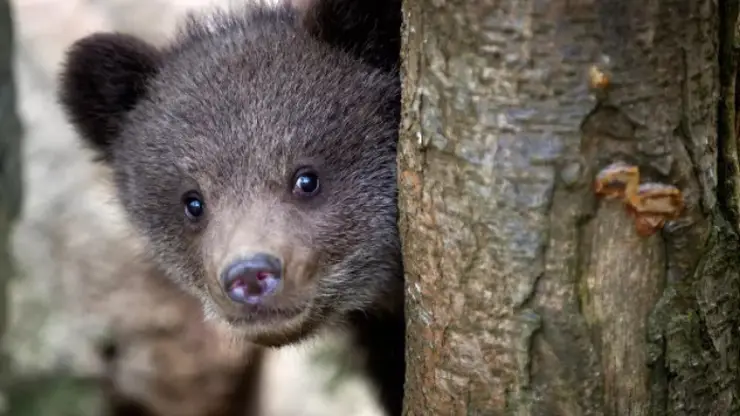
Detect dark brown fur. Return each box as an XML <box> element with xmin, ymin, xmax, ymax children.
<box><xmin>58</xmin><ymin>1</ymin><xmax>404</xmax><ymax>414</ymax></box>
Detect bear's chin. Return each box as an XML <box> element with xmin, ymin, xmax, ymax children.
<box><xmin>201</xmin><ymin>296</ymin><xmax>328</xmax><ymax>348</ymax></box>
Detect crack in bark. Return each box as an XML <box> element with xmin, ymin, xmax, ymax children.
<box><xmin>717</xmin><ymin>0</ymin><xmax>740</xmax><ymax>230</ymax></box>
<box><xmin>400</xmin><ymin>0</ymin><xmax>730</xmax><ymax>415</ymax></box>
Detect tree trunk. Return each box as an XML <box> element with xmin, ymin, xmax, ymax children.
<box><xmin>399</xmin><ymin>0</ymin><xmax>739</xmax><ymax>415</ymax></box>
<box><xmin>0</xmin><ymin>4</ymin><xmax>106</xmax><ymax>415</ymax></box>
<box><xmin>0</xmin><ymin>0</ymin><xmax>22</xmax><ymax>411</ymax></box>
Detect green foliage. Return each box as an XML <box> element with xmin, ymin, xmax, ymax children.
<box><xmin>4</xmin><ymin>375</ymin><xmax>104</xmax><ymax>416</ymax></box>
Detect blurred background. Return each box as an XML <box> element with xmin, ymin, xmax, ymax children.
<box><xmin>2</xmin><ymin>0</ymin><xmax>384</xmax><ymax>414</ymax></box>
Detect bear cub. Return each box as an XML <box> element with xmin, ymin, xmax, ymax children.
<box><xmin>58</xmin><ymin>0</ymin><xmax>405</xmax><ymax>414</ymax></box>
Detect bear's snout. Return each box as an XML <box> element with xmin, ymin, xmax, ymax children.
<box><xmin>220</xmin><ymin>253</ymin><xmax>282</xmax><ymax>305</ymax></box>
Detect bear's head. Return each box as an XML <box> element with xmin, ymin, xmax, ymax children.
<box><xmin>58</xmin><ymin>0</ymin><xmax>403</xmax><ymax>346</ymax></box>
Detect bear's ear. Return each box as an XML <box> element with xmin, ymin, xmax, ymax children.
<box><xmin>293</xmin><ymin>0</ymin><xmax>402</xmax><ymax>72</ymax></box>
<box><xmin>58</xmin><ymin>33</ymin><xmax>161</xmax><ymax>160</ymax></box>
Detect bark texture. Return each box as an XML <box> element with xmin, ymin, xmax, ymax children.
<box><xmin>399</xmin><ymin>0</ymin><xmax>738</xmax><ymax>415</ymax></box>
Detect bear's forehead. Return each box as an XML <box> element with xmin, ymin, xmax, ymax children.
<box><xmin>122</xmin><ymin>21</ymin><xmax>397</xmax><ymax>185</ymax></box>
<box><xmin>152</xmin><ymin>19</ymin><xmax>389</xmax><ymax>116</ymax></box>
<box><xmin>140</xmin><ymin>25</ymin><xmax>392</xmax><ymax>138</ymax></box>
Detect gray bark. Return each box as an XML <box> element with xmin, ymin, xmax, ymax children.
<box><xmin>399</xmin><ymin>0</ymin><xmax>738</xmax><ymax>414</ymax></box>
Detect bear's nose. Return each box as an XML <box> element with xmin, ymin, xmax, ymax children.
<box><xmin>220</xmin><ymin>253</ymin><xmax>282</xmax><ymax>305</ymax></box>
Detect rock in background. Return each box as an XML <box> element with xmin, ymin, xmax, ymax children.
<box><xmin>3</xmin><ymin>0</ymin><xmax>384</xmax><ymax>415</ymax></box>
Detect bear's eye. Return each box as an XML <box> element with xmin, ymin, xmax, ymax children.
<box><xmin>182</xmin><ymin>191</ymin><xmax>205</xmax><ymax>220</ymax></box>
<box><xmin>292</xmin><ymin>169</ymin><xmax>320</xmax><ymax>197</ymax></box>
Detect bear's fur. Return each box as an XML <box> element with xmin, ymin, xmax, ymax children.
<box><xmin>57</xmin><ymin>0</ymin><xmax>405</xmax><ymax>414</ymax></box>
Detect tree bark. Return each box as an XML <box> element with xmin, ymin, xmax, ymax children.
<box><xmin>399</xmin><ymin>0</ymin><xmax>738</xmax><ymax>415</ymax></box>
<box><xmin>0</xmin><ymin>0</ymin><xmax>22</xmax><ymax>412</ymax></box>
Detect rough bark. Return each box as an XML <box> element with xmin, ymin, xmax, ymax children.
<box><xmin>399</xmin><ymin>0</ymin><xmax>738</xmax><ymax>415</ymax></box>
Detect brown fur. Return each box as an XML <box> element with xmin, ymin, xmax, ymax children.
<box><xmin>58</xmin><ymin>0</ymin><xmax>405</xmax><ymax>414</ymax></box>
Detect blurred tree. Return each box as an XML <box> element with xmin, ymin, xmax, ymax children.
<box><xmin>400</xmin><ymin>0</ymin><xmax>739</xmax><ymax>414</ymax></box>
<box><xmin>0</xmin><ymin>3</ymin><xmax>103</xmax><ymax>416</ymax></box>
<box><xmin>0</xmin><ymin>0</ymin><xmax>22</xmax><ymax>412</ymax></box>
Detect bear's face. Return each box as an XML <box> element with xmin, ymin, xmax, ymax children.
<box><xmin>59</xmin><ymin>1</ymin><xmax>403</xmax><ymax>346</ymax></box>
